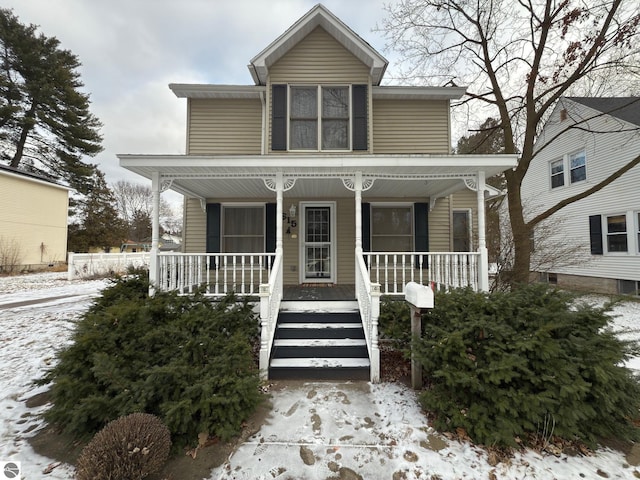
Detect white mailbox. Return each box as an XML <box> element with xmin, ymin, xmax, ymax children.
<box><xmin>404</xmin><ymin>281</ymin><xmax>434</xmax><ymax>309</ymax></box>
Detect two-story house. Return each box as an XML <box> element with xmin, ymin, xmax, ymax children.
<box><xmin>118</xmin><ymin>4</ymin><xmax>517</xmax><ymax>381</ymax></box>
<box><xmin>521</xmin><ymin>97</ymin><xmax>640</xmax><ymax>296</ymax></box>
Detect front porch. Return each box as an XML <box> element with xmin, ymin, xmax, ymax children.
<box><xmin>119</xmin><ymin>153</ymin><xmax>518</xmax><ymax>383</ymax></box>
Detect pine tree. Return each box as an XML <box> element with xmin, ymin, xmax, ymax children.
<box><xmin>0</xmin><ymin>8</ymin><xmax>102</xmax><ymax>194</ymax></box>
<box><xmin>68</xmin><ymin>171</ymin><xmax>128</xmax><ymax>252</ymax></box>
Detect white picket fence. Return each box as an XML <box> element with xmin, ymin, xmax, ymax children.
<box><xmin>67</xmin><ymin>252</ymin><xmax>151</xmax><ymax>280</ymax></box>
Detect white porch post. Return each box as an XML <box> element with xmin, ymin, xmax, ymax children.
<box><xmin>259</xmin><ymin>172</ymin><xmax>284</xmax><ymax>378</ymax></box>
<box><xmin>354</xmin><ymin>172</ymin><xmax>363</xmax><ymax>255</ymax></box>
<box><xmin>476</xmin><ymin>170</ymin><xmax>489</xmax><ymax>292</ymax></box>
<box><xmin>275</xmin><ymin>172</ymin><xmax>283</xmax><ymax>254</ymax></box>
<box><xmin>149</xmin><ymin>171</ymin><xmax>161</xmax><ymax>296</ymax></box>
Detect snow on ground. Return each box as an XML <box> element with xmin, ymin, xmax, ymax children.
<box><xmin>0</xmin><ymin>271</ymin><xmax>639</xmax><ymax>479</ymax></box>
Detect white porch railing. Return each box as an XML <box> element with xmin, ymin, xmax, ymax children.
<box><xmin>356</xmin><ymin>252</ymin><xmax>381</xmax><ymax>383</ymax></box>
<box><xmin>364</xmin><ymin>252</ymin><xmax>480</xmax><ymax>295</ymax></box>
<box><xmin>259</xmin><ymin>252</ymin><xmax>283</xmax><ymax>379</ymax></box>
<box><xmin>156</xmin><ymin>253</ymin><xmax>276</xmax><ymax>296</ymax></box>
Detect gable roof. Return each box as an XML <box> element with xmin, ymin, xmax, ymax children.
<box><xmin>248</xmin><ymin>4</ymin><xmax>388</xmax><ymax>86</ymax></box>
<box><xmin>0</xmin><ymin>164</ymin><xmax>70</xmax><ymax>191</ymax></box>
<box><xmin>567</xmin><ymin>97</ymin><xmax>640</xmax><ymax>127</ymax></box>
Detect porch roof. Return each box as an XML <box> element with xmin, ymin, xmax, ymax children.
<box><xmin>117</xmin><ymin>153</ymin><xmax>518</xmax><ymax>200</ymax></box>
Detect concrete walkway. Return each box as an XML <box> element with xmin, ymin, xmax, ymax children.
<box><xmin>208</xmin><ymin>381</ymin><xmax>462</xmax><ymax>480</ymax></box>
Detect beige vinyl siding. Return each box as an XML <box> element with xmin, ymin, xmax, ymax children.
<box><xmin>0</xmin><ymin>173</ymin><xmax>68</xmax><ymax>267</ymax></box>
<box><xmin>183</xmin><ymin>198</ymin><xmax>206</xmax><ymax>253</ymax></box>
<box><xmin>187</xmin><ymin>98</ymin><xmax>262</xmax><ymax>154</ymax></box>
<box><xmin>268</xmin><ymin>27</ymin><xmax>371</xmax><ymax>154</ymax></box>
<box><xmin>372</xmin><ymin>99</ymin><xmax>450</xmax><ymax>154</ymax></box>
<box><xmin>269</xmin><ymin>27</ymin><xmax>370</xmax><ymax>84</ymax></box>
<box><xmin>428</xmin><ymin>197</ymin><xmax>452</xmax><ymax>251</ymax></box>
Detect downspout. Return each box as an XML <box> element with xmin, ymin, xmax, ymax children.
<box><xmin>476</xmin><ymin>170</ymin><xmax>489</xmax><ymax>291</ymax></box>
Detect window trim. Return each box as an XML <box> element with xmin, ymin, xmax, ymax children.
<box><xmin>549</xmin><ymin>149</ymin><xmax>587</xmax><ymax>189</ymax></box>
<box><xmin>287</xmin><ymin>84</ymin><xmax>353</xmax><ymax>152</ymax></box>
<box><xmin>452</xmin><ymin>209</ymin><xmax>472</xmax><ymax>252</ymax></box>
<box><xmin>369</xmin><ymin>202</ymin><xmax>414</xmax><ymax>252</ymax></box>
<box><xmin>603</xmin><ymin>213</ymin><xmax>629</xmax><ymax>255</ymax></box>
<box><xmin>221</xmin><ymin>203</ymin><xmax>266</xmax><ymax>253</ymax></box>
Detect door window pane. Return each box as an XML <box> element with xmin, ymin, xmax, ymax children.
<box><xmin>371</xmin><ymin>206</ymin><xmax>412</xmax><ymax>251</ymax></box>
<box><xmin>606</xmin><ymin>215</ymin><xmax>627</xmax><ymax>252</ymax></box>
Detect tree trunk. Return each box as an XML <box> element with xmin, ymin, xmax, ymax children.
<box><xmin>505</xmin><ymin>171</ymin><xmax>532</xmax><ymax>286</ymax></box>
<box><xmin>9</xmin><ymin>101</ymin><xmax>36</xmax><ymax>168</ymax></box>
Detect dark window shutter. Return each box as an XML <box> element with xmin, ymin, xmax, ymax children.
<box><xmin>589</xmin><ymin>215</ymin><xmax>603</xmax><ymax>255</ymax></box>
<box><xmin>265</xmin><ymin>203</ymin><xmax>276</xmax><ymax>253</ymax></box>
<box><xmin>414</xmin><ymin>202</ymin><xmax>429</xmax><ymax>268</ymax></box>
<box><xmin>352</xmin><ymin>85</ymin><xmax>368</xmax><ymax>151</ymax></box>
<box><xmin>206</xmin><ymin>203</ymin><xmax>221</xmax><ymax>268</ymax></box>
<box><xmin>272</xmin><ymin>84</ymin><xmax>287</xmax><ymax>151</ymax></box>
<box><xmin>361</xmin><ymin>202</ymin><xmax>371</xmax><ymax>252</ymax></box>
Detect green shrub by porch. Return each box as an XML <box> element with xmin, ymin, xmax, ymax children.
<box><xmin>37</xmin><ymin>274</ymin><xmax>261</xmax><ymax>450</ymax></box>
<box><xmin>414</xmin><ymin>285</ymin><xmax>640</xmax><ymax>447</ymax></box>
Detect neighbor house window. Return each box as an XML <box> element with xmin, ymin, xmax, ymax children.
<box><xmin>569</xmin><ymin>150</ymin><xmax>586</xmax><ymax>183</ymax></box>
<box><xmin>452</xmin><ymin>210</ymin><xmax>471</xmax><ymax>251</ymax></box>
<box><xmin>290</xmin><ymin>85</ymin><xmax>349</xmax><ymax>151</ymax></box>
<box><xmin>637</xmin><ymin>212</ymin><xmax>640</xmax><ymax>253</ymax></box>
<box><xmin>606</xmin><ymin>214</ymin><xmax>627</xmax><ymax>253</ymax></box>
<box><xmin>371</xmin><ymin>205</ymin><xmax>413</xmax><ymax>251</ymax></box>
<box><xmin>550</xmin><ymin>149</ymin><xmax>586</xmax><ymax>188</ymax></box>
<box><xmin>222</xmin><ymin>206</ymin><xmax>265</xmax><ymax>253</ymax></box>
<box><xmin>550</xmin><ymin>159</ymin><xmax>564</xmax><ymax>188</ymax></box>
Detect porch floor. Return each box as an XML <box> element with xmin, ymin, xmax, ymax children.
<box><xmin>283</xmin><ymin>284</ymin><xmax>355</xmax><ymax>301</ymax></box>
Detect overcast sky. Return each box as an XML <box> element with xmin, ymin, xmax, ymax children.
<box><xmin>5</xmin><ymin>1</ymin><xmax>403</xmax><ymax>205</ymax></box>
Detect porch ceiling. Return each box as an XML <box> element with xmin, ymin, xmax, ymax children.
<box><xmin>117</xmin><ymin>154</ymin><xmax>518</xmax><ymax>200</ymax></box>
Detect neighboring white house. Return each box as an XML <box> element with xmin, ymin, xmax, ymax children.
<box><xmin>521</xmin><ymin>97</ymin><xmax>640</xmax><ymax>295</ymax></box>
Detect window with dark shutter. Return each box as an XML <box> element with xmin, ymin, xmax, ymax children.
<box><xmin>414</xmin><ymin>203</ymin><xmax>429</xmax><ymax>268</ymax></box>
<box><xmin>589</xmin><ymin>215</ymin><xmax>603</xmax><ymax>255</ymax></box>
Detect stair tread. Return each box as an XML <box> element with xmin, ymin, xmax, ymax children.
<box><xmin>274</xmin><ymin>338</ymin><xmax>366</xmax><ymax>347</ymax></box>
<box><xmin>277</xmin><ymin>322</ymin><xmax>363</xmax><ymax>329</ymax></box>
<box><xmin>270</xmin><ymin>357</ymin><xmax>371</xmax><ymax>368</ymax></box>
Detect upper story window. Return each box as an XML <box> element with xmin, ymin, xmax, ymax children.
<box><xmin>550</xmin><ymin>159</ymin><xmax>564</xmax><ymax>188</ymax></box>
<box><xmin>549</xmin><ymin>149</ymin><xmax>586</xmax><ymax>189</ymax></box>
<box><xmin>290</xmin><ymin>86</ymin><xmax>349</xmax><ymax>150</ymax></box>
<box><xmin>272</xmin><ymin>84</ymin><xmax>367</xmax><ymax>152</ymax></box>
<box><xmin>569</xmin><ymin>150</ymin><xmax>586</xmax><ymax>183</ymax></box>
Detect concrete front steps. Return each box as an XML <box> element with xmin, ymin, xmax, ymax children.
<box><xmin>269</xmin><ymin>301</ymin><xmax>370</xmax><ymax>380</ymax></box>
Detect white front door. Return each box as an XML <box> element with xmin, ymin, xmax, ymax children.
<box><xmin>300</xmin><ymin>202</ymin><xmax>336</xmax><ymax>283</ymax></box>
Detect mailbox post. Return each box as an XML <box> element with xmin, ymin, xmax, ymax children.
<box><xmin>405</xmin><ymin>282</ymin><xmax>434</xmax><ymax>390</ymax></box>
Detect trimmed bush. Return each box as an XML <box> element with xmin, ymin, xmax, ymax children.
<box><xmin>75</xmin><ymin>413</ymin><xmax>171</xmax><ymax>480</ymax></box>
<box><xmin>378</xmin><ymin>298</ymin><xmax>412</xmax><ymax>348</ymax></box>
<box><xmin>38</xmin><ymin>273</ymin><xmax>261</xmax><ymax>449</ymax></box>
<box><xmin>414</xmin><ymin>284</ymin><xmax>640</xmax><ymax>447</ymax></box>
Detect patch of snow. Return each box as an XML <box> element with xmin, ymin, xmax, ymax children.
<box><xmin>0</xmin><ymin>272</ymin><xmax>639</xmax><ymax>479</ymax></box>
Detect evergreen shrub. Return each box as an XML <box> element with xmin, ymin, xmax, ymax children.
<box><xmin>75</xmin><ymin>413</ymin><xmax>171</xmax><ymax>480</ymax></box>
<box><xmin>415</xmin><ymin>284</ymin><xmax>640</xmax><ymax>447</ymax></box>
<box><xmin>38</xmin><ymin>274</ymin><xmax>261</xmax><ymax>449</ymax></box>
<box><xmin>379</xmin><ymin>298</ymin><xmax>412</xmax><ymax>348</ymax></box>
